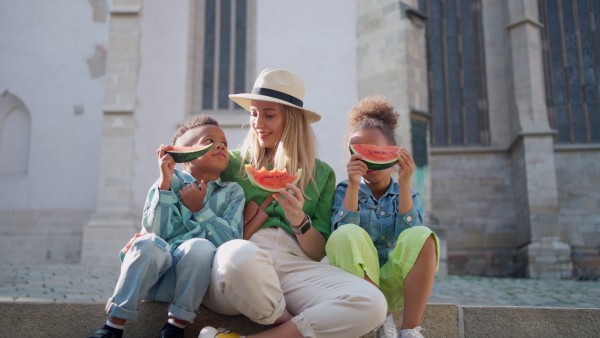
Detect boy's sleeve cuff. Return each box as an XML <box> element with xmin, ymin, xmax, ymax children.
<box><xmin>193</xmin><ymin>206</ymin><xmax>216</xmax><ymax>223</ymax></box>
<box><xmin>157</xmin><ymin>189</ymin><xmax>176</xmax><ymax>204</ymax></box>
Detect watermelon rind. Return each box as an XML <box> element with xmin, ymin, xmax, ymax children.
<box><xmin>349</xmin><ymin>144</ymin><xmax>400</xmax><ymax>170</ymax></box>
<box><xmin>245</xmin><ymin>165</ymin><xmax>303</xmax><ymax>192</ymax></box>
<box><xmin>165</xmin><ymin>143</ymin><xmax>214</xmax><ymax>163</ymax></box>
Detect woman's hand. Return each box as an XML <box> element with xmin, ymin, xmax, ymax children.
<box><xmin>180</xmin><ymin>180</ymin><xmax>206</xmax><ymax>213</ymax></box>
<box><xmin>274</xmin><ymin>182</ymin><xmax>326</xmax><ymax>260</ymax></box>
<box><xmin>157</xmin><ymin>145</ymin><xmax>175</xmax><ymax>191</ymax></box>
<box><xmin>347</xmin><ymin>153</ymin><xmax>368</xmax><ymax>185</ymax></box>
<box><xmin>272</xmin><ymin>183</ymin><xmax>305</xmax><ymax>226</ymax></box>
<box><xmin>397</xmin><ymin>148</ymin><xmax>416</xmax><ymax>187</ymax></box>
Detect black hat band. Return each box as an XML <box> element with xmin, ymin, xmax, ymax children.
<box><xmin>251</xmin><ymin>87</ymin><xmax>304</xmax><ymax>107</ymax></box>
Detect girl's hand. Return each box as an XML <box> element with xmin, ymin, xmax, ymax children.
<box><xmin>157</xmin><ymin>145</ymin><xmax>175</xmax><ymax>191</ymax></box>
<box><xmin>180</xmin><ymin>180</ymin><xmax>206</xmax><ymax>213</ymax></box>
<box><xmin>347</xmin><ymin>153</ymin><xmax>368</xmax><ymax>185</ymax></box>
<box><xmin>397</xmin><ymin>148</ymin><xmax>416</xmax><ymax>187</ymax></box>
<box><xmin>273</xmin><ymin>183</ymin><xmax>305</xmax><ymax>227</ymax></box>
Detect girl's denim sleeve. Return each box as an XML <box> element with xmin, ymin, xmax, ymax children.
<box><xmin>331</xmin><ymin>182</ymin><xmax>361</xmax><ymax>231</ymax></box>
<box><xmin>394</xmin><ymin>188</ymin><xmax>424</xmax><ymax>229</ymax></box>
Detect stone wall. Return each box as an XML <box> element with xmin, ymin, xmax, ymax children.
<box><xmin>430</xmin><ymin>151</ymin><xmax>518</xmax><ymax>276</ymax></box>
<box><xmin>431</xmin><ymin>147</ymin><xmax>600</xmax><ymax>278</ymax></box>
<box><xmin>0</xmin><ymin>1</ymin><xmax>109</xmax><ymax>264</ymax></box>
<box><xmin>0</xmin><ymin>210</ymin><xmax>93</xmax><ymax>263</ymax></box>
<box><xmin>555</xmin><ymin>149</ymin><xmax>600</xmax><ymax>279</ymax></box>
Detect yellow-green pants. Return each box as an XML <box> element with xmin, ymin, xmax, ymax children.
<box><xmin>326</xmin><ymin>224</ymin><xmax>439</xmax><ymax>312</ymax></box>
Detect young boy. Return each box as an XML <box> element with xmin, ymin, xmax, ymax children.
<box><xmin>87</xmin><ymin>115</ymin><xmax>245</xmax><ymax>338</ymax></box>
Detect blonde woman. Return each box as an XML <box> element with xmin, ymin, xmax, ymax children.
<box><xmin>199</xmin><ymin>69</ymin><xmax>387</xmax><ymax>338</ymax></box>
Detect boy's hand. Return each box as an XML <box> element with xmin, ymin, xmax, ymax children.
<box><xmin>347</xmin><ymin>153</ymin><xmax>367</xmax><ymax>185</ymax></box>
<box><xmin>122</xmin><ymin>233</ymin><xmax>145</xmax><ymax>254</ymax></box>
<box><xmin>157</xmin><ymin>145</ymin><xmax>175</xmax><ymax>191</ymax></box>
<box><xmin>397</xmin><ymin>148</ymin><xmax>416</xmax><ymax>187</ymax></box>
<box><xmin>180</xmin><ymin>180</ymin><xmax>206</xmax><ymax>213</ymax></box>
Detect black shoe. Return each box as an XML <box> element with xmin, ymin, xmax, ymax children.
<box><xmin>159</xmin><ymin>323</ymin><xmax>185</xmax><ymax>338</ymax></box>
<box><xmin>86</xmin><ymin>328</ymin><xmax>120</xmax><ymax>338</ymax></box>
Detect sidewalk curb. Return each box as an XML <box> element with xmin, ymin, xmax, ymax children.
<box><xmin>1</xmin><ymin>302</ymin><xmax>599</xmax><ymax>337</ymax></box>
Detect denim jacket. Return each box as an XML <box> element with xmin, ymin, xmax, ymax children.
<box><xmin>331</xmin><ymin>178</ymin><xmax>424</xmax><ymax>266</ymax></box>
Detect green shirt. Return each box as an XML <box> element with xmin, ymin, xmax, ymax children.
<box><xmin>221</xmin><ymin>150</ymin><xmax>336</xmax><ymax>238</ymax></box>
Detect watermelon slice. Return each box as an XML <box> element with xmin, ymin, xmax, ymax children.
<box><xmin>165</xmin><ymin>143</ymin><xmax>214</xmax><ymax>163</ymax></box>
<box><xmin>245</xmin><ymin>165</ymin><xmax>303</xmax><ymax>192</ymax></box>
<box><xmin>349</xmin><ymin>144</ymin><xmax>402</xmax><ymax>170</ymax></box>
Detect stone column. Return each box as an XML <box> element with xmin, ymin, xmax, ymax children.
<box><xmin>81</xmin><ymin>1</ymin><xmax>143</xmax><ymax>266</ymax></box>
<box><xmin>356</xmin><ymin>0</ymin><xmax>447</xmax><ymax>275</ymax></box>
<box><xmin>504</xmin><ymin>0</ymin><xmax>572</xmax><ymax>278</ymax></box>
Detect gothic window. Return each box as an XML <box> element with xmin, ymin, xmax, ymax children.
<box><xmin>0</xmin><ymin>91</ymin><xmax>31</xmax><ymax>174</ymax></box>
<box><xmin>539</xmin><ymin>0</ymin><xmax>600</xmax><ymax>143</ymax></box>
<box><xmin>191</xmin><ymin>0</ymin><xmax>254</xmax><ymax>118</ymax></box>
<box><xmin>419</xmin><ymin>0</ymin><xmax>489</xmax><ymax>147</ymax></box>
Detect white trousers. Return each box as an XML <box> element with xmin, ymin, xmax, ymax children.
<box><xmin>203</xmin><ymin>227</ymin><xmax>387</xmax><ymax>338</ymax></box>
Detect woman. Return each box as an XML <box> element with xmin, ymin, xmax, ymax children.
<box><xmin>199</xmin><ymin>69</ymin><xmax>387</xmax><ymax>338</ymax></box>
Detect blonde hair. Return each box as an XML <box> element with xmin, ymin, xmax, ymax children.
<box><xmin>240</xmin><ymin>104</ymin><xmax>317</xmax><ymax>195</ymax></box>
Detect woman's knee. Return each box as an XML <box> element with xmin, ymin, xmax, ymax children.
<box><xmin>367</xmin><ymin>289</ymin><xmax>388</xmax><ymax>327</ymax></box>
<box><xmin>348</xmin><ymin>282</ymin><xmax>388</xmax><ymax>328</ymax></box>
<box><xmin>215</xmin><ymin>239</ymin><xmax>268</xmax><ymax>276</ymax></box>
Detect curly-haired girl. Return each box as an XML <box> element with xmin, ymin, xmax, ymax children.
<box><xmin>326</xmin><ymin>96</ymin><xmax>440</xmax><ymax>338</ymax></box>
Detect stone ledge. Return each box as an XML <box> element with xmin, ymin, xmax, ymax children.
<box><xmin>462</xmin><ymin>306</ymin><xmax>600</xmax><ymax>337</ymax></box>
<box><xmin>0</xmin><ymin>302</ymin><xmax>598</xmax><ymax>337</ymax></box>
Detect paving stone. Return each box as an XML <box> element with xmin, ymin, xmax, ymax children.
<box><xmin>1</xmin><ymin>262</ymin><xmax>599</xmax><ymax>308</ymax></box>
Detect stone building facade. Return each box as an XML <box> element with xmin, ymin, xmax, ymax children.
<box><xmin>1</xmin><ymin>0</ymin><xmax>598</xmax><ymax>279</ymax></box>
<box><xmin>423</xmin><ymin>0</ymin><xmax>599</xmax><ymax>278</ymax></box>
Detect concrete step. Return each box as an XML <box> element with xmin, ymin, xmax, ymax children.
<box><xmin>0</xmin><ymin>302</ymin><xmax>598</xmax><ymax>337</ymax></box>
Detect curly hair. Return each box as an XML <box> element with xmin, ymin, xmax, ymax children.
<box><xmin>347</xmin><ymin>95</ymin><xmax>399</xmax><ymax>145</ymax></box>
<box><xmin>171</xmin><ymin>114</ymin><xmax>220</xmax><ymax>145</ymax></box>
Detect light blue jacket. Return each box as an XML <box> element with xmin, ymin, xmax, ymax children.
<box><xmin>140</xmin><ymin>169</ymin><xmax>245</xmax><ymax>254</ymax></box>
<box><xmin>331</xmin><ymin>177</ymin><xmax>424</xmax><ymax>266</ymax></box>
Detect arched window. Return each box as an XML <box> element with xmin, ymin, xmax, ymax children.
<box><xmin>539</xmin><ymin>0</ymin><xmax>600</xmax><ymax>144</ymax></box>
<box><xmin>189</xmin><ymin>0</ymin><xmax>256</xmax><ymax>124</ymax></box>
<box><xmin>419</xmin><ymin>0</ymin><xmax>490</xmax><ymax>147</ymax></box>
<box><xmin>0</xmin><ymin>91</ymin><xmax>31</xmax><ymax>174</ymax></box>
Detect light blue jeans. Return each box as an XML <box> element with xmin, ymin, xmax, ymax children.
<box><xmin>105</xmin><ymin>234</ymin><xmax>216</xmax><ymax>323</ymax></box>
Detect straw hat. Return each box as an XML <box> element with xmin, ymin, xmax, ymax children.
<box><xmin>229</xmin><ymin>68</ymin><xmax>321</xmax><ymax>124</ymax></box>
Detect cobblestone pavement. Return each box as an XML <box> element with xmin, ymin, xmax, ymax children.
<box><xmin>1</xmin><ymin>262</ymin><xmax>599</xmax><ymax>308</ymax></box>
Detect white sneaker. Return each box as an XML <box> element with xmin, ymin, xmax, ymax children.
<box><xmin>400</xmin><ymin>326</ymin><xmax>425</xmax><ymax>338</ymax></box>
<box><xmin>374</xmin><ymin>322</ymin><xmax>399</xmax><ymax>338</ymax></box>
<box><xmin>198</xmin><ymin>326</ymin><xmax>243</xmax><ymax>338</ymax></box>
